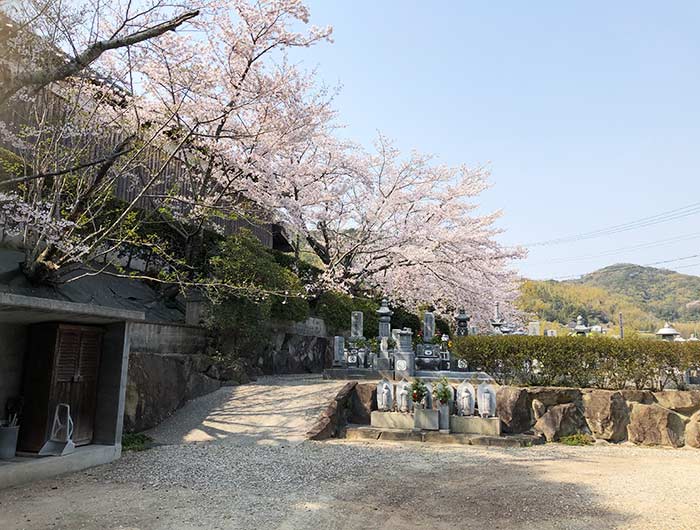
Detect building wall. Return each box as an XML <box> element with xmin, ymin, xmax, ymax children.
<box><xmin>129</xmin><ymin>322</ymin><xmax>207</xmax><ymax>355</ymax></box>
<box><xmin>0</xmin><ymin>323</ymin><xmax>27</xmax><ymax>421</ymax></box>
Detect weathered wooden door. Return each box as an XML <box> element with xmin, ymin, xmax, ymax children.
<box><xmin>50</xmin><ymin>325</ymin><xmax>102</xmax><ymax>446</ymax></box>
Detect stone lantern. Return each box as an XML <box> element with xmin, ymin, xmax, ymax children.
<box><xmin>656</xmin><ymin>322</ymin><xmax>681</xmax><ymax>341</ymax></box>
<box><xmin>455</xmin><ymin>308</ymin><xmax>471</xmax><ymax>336</ymax></box>
<box><xmin>376</xmin><ymin>298</ymin><xmax>393</xmax><ymax>339</ymax></box>
<box><xmin>573</xmin><ymin>315</ymin><xmax>590</xmax><ymax>337</ymax></box>
<box><xmin>490</xmin><ymin>303</ymin><xmax>506</xmax><ymax>335</ymax></box>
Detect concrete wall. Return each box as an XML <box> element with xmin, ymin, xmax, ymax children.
<box><xmin>93</xmin><ymin>322</ymin><xmax>130</xmax><ymax>446</ymax></box>
<box><xmin>0</xmin><ymin>323</ymin><xmax>27</xmax><ymax>421</ymax></box>
<box><xmin>130</xmin><ymin>322</ymin><xmax>207</xmax><ymax>355</ymax></box>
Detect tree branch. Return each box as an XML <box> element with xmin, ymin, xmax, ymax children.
<box><xmin>1</xmin><ymin>10</ymin><xmax>200</xmax><ymax>106</ymax></box>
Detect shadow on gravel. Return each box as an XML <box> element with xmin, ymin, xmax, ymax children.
<box><xmin>274</xmin><ymin>443</ymin><xmax>632</xmax><ymax>530</ymax></box>
<box><xmin>146</xmin><ymin>376</ymin><xmax>344</xmax><ymax>446</ymax></box>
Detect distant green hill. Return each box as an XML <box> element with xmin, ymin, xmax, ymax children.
<box><xmin>518</xmin><ymin>264</ymin><xmax>700</xmax><ymax>334</ymax></box>
<box><xmin>571</xmin><ymin>264</ymin><xmax>700</xmax><ymax>322</ymax></box>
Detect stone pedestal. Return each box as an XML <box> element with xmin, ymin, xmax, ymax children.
<box><xmin>438</xmin><ymin>403</ymin><xmax>451</xmax><ymax>432</ymax></box>
<box><xmin>371</xmin><ymin>411</ymin><xmax>414</xmax><ymax>430</ymax></box>
<box><xmin>414</xmin><ymin>408</ymin><xmax>439</xmax><ymax>431</ymax></box>
<box><xmin>450</xmin><ymin>416</ymin><xmax>501</xmax><ymax>436</ymax></box>
<box><xmin>393</xmin><ymin>352</ymin><xmax>415</xmax><ymax>379</ymax></box>
<box><xmin>374</xmin><ymin>357</ymin><xmax>391</xmax><ymax>371</ymax></box>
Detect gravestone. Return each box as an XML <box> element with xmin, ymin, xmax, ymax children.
<box><xmin>332</xmin><ymin>336</ymin><xmax>345</xmax><ymax>367</ymax></box>
<box><xmin>456</xmin><ymin>381</ymin><xmax>476</xmax><ymax>416</ymax></box>
<box><xmin>477</xmin><ymin>382</ymin><xmax>497</xmax><ymax>418</ymax></box>
<box><xmin>351</xmin><ymin>311</ymin><xmax>364</xmax><ymax>339</ymax></box>
<box><xmin>395</xmin><ymin>378</ymin><xmax>413</xmax><ymax>413</ymax></box>
<box><xmin>527</xmin><ymin>321</ymin><xmax>541</xmax><ymax>336</ymax></box>
<box><xmin>423</xmin><ymin>312</ymin><xmax>435</xmax><ymax>342</ymax></box>
<box><xmin>394</xmin><ymin>328</ymin><xmax>415</xmax><ymax>378</ymax></box>
<box><xmin>376</xmin><ymin>378</ymin><xmax>393</xmax><ymax>411</ymax></box>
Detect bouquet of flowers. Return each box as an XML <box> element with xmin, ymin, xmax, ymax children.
<box><xmin>434</xmin><ymin>377</ymin><xmax>452</xmax><ymax>405</ymax></box>
<box><xmin>411</xmin><ymin>378</ymin><xmax>428</xmax><ymax>407</ymax></box>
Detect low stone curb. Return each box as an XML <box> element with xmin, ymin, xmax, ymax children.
<box><xmin>306</xmin><ymin>382</ymin><xmax>357</xmax><ymax>440</ymax></box>
<box><xmin>344</xmin><ymin>426</ymin><xmax>544</xmax><ymax>447</ymax></box>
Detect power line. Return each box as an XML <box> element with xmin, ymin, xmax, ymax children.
<box><xmin>524</xmin><ymin>201</ymin><xmax>700</xmax><ymax>248</ymax></box>
<box><xmin>531</xmin><ymin>231</ymin><xmax>700</xmax><ymax>265</ymax></box>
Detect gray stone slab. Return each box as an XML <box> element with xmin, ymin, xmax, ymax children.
<box><xmin>450</xmin><ymin>415</ymin><xmax>501</xmax><ymax>436</ymax></box>
<box><xmin>370</xmin><ymin>411</ymin><xmax>414</xmax><ymax>430</ymax></box>
<box><xmin>0</xmin><ymin>444</ymin><xmax>120</xmax><ymax>489</ymax></box>
<box><xmin>414</xmin><ymin>409</ymin><xmax>439</xmax><ymax>431</ymax></box>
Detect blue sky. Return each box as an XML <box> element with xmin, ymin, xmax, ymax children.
<box><xmin>290</xmin><ymin>1</ymin><xmax>700</xmax><ymax>280</ymax></box>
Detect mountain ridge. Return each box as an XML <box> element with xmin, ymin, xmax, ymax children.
<box><xmin>518</xmin><ymin>263</ymin><xmax>700</xmax><ymax>333</ymax></box>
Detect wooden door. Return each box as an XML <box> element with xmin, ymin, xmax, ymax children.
<box><xmin>73</xmin><ymin>329</ymin><xmax>101</xmax><ymax>445</ymax></box>
<box><xmin>50</xmin><ymin>325</ymin><xmax>102</xmax><ymax>446</ymax></box>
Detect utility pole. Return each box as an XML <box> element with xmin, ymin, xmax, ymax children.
<box><xmin>619</xmin><ymin>312</ymin><xmax>624</xmax><ymax>339</ymax></box>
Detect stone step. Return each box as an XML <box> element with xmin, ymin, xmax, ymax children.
<box><xmin>344</xmin><ymin>425</ymin><xmax>544</xmax><ymax>448</ymax></box>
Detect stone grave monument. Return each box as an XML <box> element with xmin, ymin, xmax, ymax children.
<box><xmin>332</xmin><ymin>336</ymin><xmax>345</xmax><ymax>368</ymax></box>
<box><xmin>393</xmin><ymin>328</ymin><xmax>415</xmax><ymax>379</ymax></box>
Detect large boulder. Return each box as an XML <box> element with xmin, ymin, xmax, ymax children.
<box><xmin>534</xmin><ymin>403</ymin><xmax>587</xmax><ymax>442</ymax></box>
<box><xmin>619</xmin><ymin>389</ymin><xmax>656</xmax><ymax>405</ymax></box>
<box><xmin>496</xmin><ymin>386</ymin><xmax>532</xmax><ymax>433</ymax></box>
<box><xmin>627</xmin><ymin>403</ymin><xmax>687</xmax><ymax>447</ymax></box>
<box><xmin>532</xmin><ymin>399</ymin><xmax>546</xmax><ymax>421</ymax></box>
<box><xmin>349</xmin><ymin>383</ymin><xmax>375</xmax><ymax>424</ymax></box>
<box><xmin>526</xmin><ymin>387</ymin><xmax>581</xmax><ymax>408</ymax></box>
<box><xmin>582</xmin><ymin>390</ymin><xmax>629</xmax><ymax>442</ymax></box>
<box><xmin>685</xmin><ymin>411</ymin><xmax>700</xmax><ymax>449</ymax></box>
<box><xmin>653</xmin><ymin>391</ymin><xmax>700</xmax><ymax>416</ymax></box>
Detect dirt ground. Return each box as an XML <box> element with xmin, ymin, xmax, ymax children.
<box><xmin>1</xmin><ymin>377</ymin><xmax>699</xmax><ymax>529</ymax></box>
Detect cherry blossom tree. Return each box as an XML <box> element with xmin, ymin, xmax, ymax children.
<box><xmin>0</xmin><ymin>0</ymin><xmax>333</xmax><ymax>285</ymax></box>
<box><xmin>282</xmin><ymin>134</ymin><xmax>526</xmax><ymax>319</ymax></box>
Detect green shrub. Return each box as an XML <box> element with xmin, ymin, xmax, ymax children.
<box><xmin>206</xmin><ymin>231</ymin><xmax>310</xmax><ymax>369</ymax></box>
<box><xmin>315</xmin><ymin>291</ymin><xmax>380</xmax><ymax>335</ymax></box>
<box><xmin>559</xmin><ymin>434</ymin><xmax>594</xmax><ymax>446</ymax></box>
<box><xmin>452</xmin><ymin>335</ymin><xmax>700</xmax><ymax>390</ymax></box>
<box><xmin>122</xmin><ymin>433</ymin><xmax>152</xmax><ymax>451</ymax></box>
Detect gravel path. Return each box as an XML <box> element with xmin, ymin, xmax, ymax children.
<box><xmin>1</xmin><ymin>377</ymin><xmax>699</xmax><ymax>529</ymax></box>
<box><xmin>147</xmin><ymin>374</ymin><xmax>347</xmax><ymax>446</ymax></box>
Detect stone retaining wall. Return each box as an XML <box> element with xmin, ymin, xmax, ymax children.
<box><xmin>497</xmin><ymin>386</ymin><xmax>700</xmax><ymax>448</ymax></box>
<box><xmin>346</xmin><ymin>382</ymin><xmax>700</xmax><ymax>448</ymax></box>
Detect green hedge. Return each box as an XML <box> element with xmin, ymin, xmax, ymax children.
<box><xmin>452</xmin><ymin>335</ymin><xmax>700</xmax><ymax>390</ymax></box>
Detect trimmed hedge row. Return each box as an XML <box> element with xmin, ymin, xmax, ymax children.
<box><xmin>452</xmin><ymin>335</ymin><xmax>700</xmax><ymax>390</ymax></box>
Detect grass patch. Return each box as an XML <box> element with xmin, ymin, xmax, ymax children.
<box><xmin>122</xmin><ymin>433</ymin><xmax>153</xmax><ymax>452</ymax></box>
<box><xmin>559</xmin><ymin>433</ymin><xmax>594</xmax><ymax>446</ymax></box>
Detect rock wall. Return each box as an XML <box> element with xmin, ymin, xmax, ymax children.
<box><xmin>261</xmin><ymin>318</ymin><xmax>330</xmax><ymax>374</ymax></box>
<box><xmin>497</xmin><ymin>386</ymin><xmax>700</xmax><ymax>448</ymax></box>
<box><xmin>123</xmin><ymin>353</ymin><xmax>227</xmax><ymax>433</ymax></box>
<box><xmin>307</xmin><ymin>382</ymin><xmax>357</xmax><ymax>440</ymax></box>
<box><xmin>124</xmin><ymin>318</ymin><xmax>331</xmax><ymax>433</ymax></box>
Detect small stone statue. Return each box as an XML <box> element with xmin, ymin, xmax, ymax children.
<box><xmin>480</xmin><ymin>387</ymin><xmax>493</xmax><ymax>417</ymax></box>
<box><xmin>395</xmin><ymin>378</ymin><xmax>411</xmax><ymax>413</ymax></box>
<box><xmin>397</xmin><ymin>385</ymin><xmax>409</xmax><ymax>413</ymax></box>
<box><xmin>477</xmin><ymin>382</ymin><xmax>497</xmax><ymax>418</ymax></box>
<box><xmin>460</xmin><ymin>389</ymin><xmax>473</xmax><ymax>417</ymax></box>
<box><xmin>376</xmin><ymin>379</ymin><xmax>393</xmax><ymax>412</ymax></box>
<box><xmin>456</xmin><ymin>381</ymin><xmax>475</xmax><ymax>416</ymax></box>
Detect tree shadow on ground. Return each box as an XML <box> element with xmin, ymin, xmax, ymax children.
<box><xmin>273</xmin><ymin>442</ymin><xmax>632</xmax><ymax>530</ymax></box>
<box><xmin>146</xmin><ymin>375</ymin><xmax>343</xmax><ymax>446</ymax></box>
